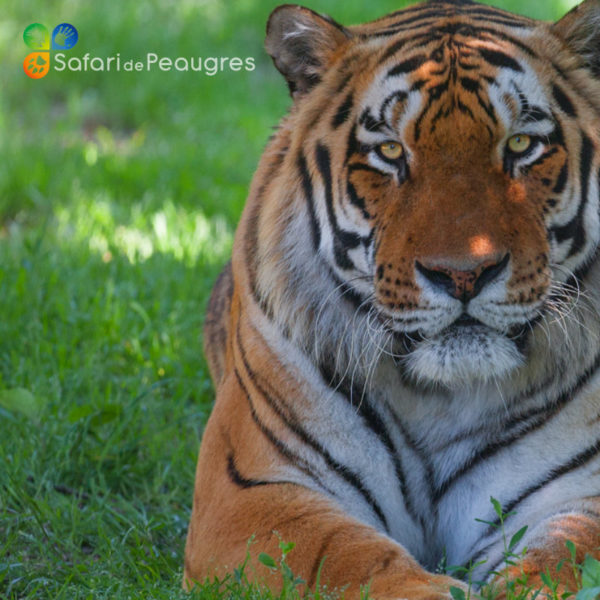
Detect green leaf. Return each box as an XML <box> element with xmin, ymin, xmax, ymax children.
<box><xmin>475</xmin><ymin>518</ymin><xmax>497</xmax><ymax>527</ymax></box>
<box><xmin>581</xmin><ymin>556</ymin><xmax>600</xmax><ymax>588</ymax></box>
<box><xmin>450</xmin><ymin>586</ymin><xmax>467</xmax><ymax>600</ymax></box>
<box><xmin>509</xmin><ymin>526</ymin><xmax>528</xmax><ymax>551</ymax></box>
<box><xmin>491</xmin><ymin>497</ymin><xmax>503</xmax><ymax>520</ymax></box>
<box><xmin>279</xmin><ymin>541</ymin><xmax>295</xmax><ymax>556</ymax></box>
<box><xmin>575</xmin><ymin>587</ymin><xmax>600</xmax><ymax>600</ymax></box>
<box><xmin>258</xmin><ymin>553</ymin><xmax>277</xmax><ymax>569</ymax></box>
<box><xmin>557</xmin><ymin>559</ymin><xmax>567</xmax><ymax>573</ymax></box>
<box><xmin>540</xmin><ymin>570</ymin><xmax>555</xmax><ymax>589</ymax></box>
<box><xmin>566</xmin><ymin>540</ymin><xmax>577</xmax><ymax>563</ymax></box>
<box><xmin>0</xmin><ymin>388</ymin><xmax>45</xmax><ymax>419</ymax></box>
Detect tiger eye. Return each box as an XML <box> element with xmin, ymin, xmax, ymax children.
<box><xmin>507</xmin><ymin>134</ymin><xmax>532</xmax><ymax>154</ymax></box>
<box><xmin>379</xmin><ymin>141</ymin><xmax>404</xmax><ymax>160</ymax></box>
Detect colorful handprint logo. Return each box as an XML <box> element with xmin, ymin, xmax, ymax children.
<box><xmin>52</xmin><ymin>24</ymin><xmax>78</xmax><ymax>50</ymax></box>
<box><xmin>23</xmin><ymin>22</ymin><xmax>78</xmax><ymax>79</ymax></box>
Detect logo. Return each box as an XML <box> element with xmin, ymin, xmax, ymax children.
<box><xmin>23</xmin><ymin>23</ymin><xmax>78</xmax><ymax>79</ymax></box>
<box><xmin>21</xmin><ymin>21</ymin><xmax>255</xmax><ymax>78</ymax></box>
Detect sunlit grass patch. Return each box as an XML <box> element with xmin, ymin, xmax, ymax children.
<box><xmin>54</xmin><ymin>195</ymin><xmax>232</xmax><ymax>265</ymax></box>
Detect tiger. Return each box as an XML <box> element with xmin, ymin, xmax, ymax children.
<box><xmin>184</xmin><ymin>1</ymin><xmax>600</xmax><ymax>598</ymax></box>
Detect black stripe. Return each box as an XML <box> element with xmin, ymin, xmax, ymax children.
<box><xmin>334</xmin><ymin>72</ymin><xmax>353</xmax><ymax>94</ymax></box>
<box><xmin>430</xmin><ymin>105</ymin><xmax>449</xmax><ymax>129</ymax></box>
<box><xmin>460</xmin><ymin>77</ymin><xmax>479</xmax><ymax>93</ymax></box>
<box><xmin>457</xmin><ymin>99</ymin><xmax>475</xmax><ymax>121</ymax></box>
<box><xmin>552</xmin><ymin>85</ymin><xmax>577</xmax><ymax>118</ymax></box>
<box><xmin>413</xmin><ymin>76</ymin><xmax>454</xmax><ymax>142</ymax></box>
<box><xmin>388</xmin><ymin>410</ymin><xmax>437</xmax><ymax>507</ymax></box>
<box><xmin>547</xmin><ymin>116</ymin><xmax>565</xmax><ymax>147</ymax></box>
<box><xmin>315</xmin><ymin>143</ymin><xmax>362</xmax><ymax>271</ymax></box>
<box><xmin>307</xmin><ymin>526</ymin><xmax>345</xmax><ymax>588</ymax></box>
<box><xmin>346</xmin><ymin>181</ymin><xmax>371</xmax><ymax>220</ymax></box>
<box><xmin>375</xmin><ymin>4</ymin><xmax>443</xmax><ymax>23</ymax></box>
<box><xmin>434</xmin><ymin>346</ymin><xmax>600</xmax><ymax>503</ymax></box>
<box><xmin>468</xmin><ymin>15</ymin><xmax>530</xmax><ymax>29</ymax></box>
<box><xmin>379</xmin><ymin>38</ymin><xmax>407</xmax><ymax>64</ymax></box>
<box><xmin>379</xmin><ymin>90</ymin><xmax>408</xmax><ymax>123</ymax></box>
<box><xmin>522</xmin><ymin>147</ymin><xmax>559</xmax><ymax>174</ymax></box>
<box><xmin>318</xmin><ymin>363</ymin><xmax>419</xmax><ymax>524</ymax></box>
<box><xmin>373</xmin><ymin>18</ymin><xmax>440</xmax><ymax>38</ymax></box>
<box><xmin>332</xmin><ymin>92</ymin><xmax>354</xmax><ymax>129</ymax></box>
<box><xmin>551</xmin><ymin>134</ymin><xmax>593</xmax><ymax>258</ymax></box>
<box><xmin>234</xmin><ymin>365</ymin><xmax>332</xmax><ymax>494</ymax></box>
<box><xmin>553</xmin><ymin>162</ymin><xmax>569</xmax><ymax>195</ymax></box>
<box><xmin>359</xmin><ymin>108</ymin><xmax>384</xmax><ymax>133</ymax></box>
<box><xmin>297</xmin><ymin>151</ymin><xmax>321</xmax><ymax>252</ymax></box>
<box><xmin>522</xmin><ymin>106</ymin><xmax>552</xmax><ymax>124</ymax></box>
<box><xmin>455</xmin><ymin>5</ymin><xmax>532</xmax><ymax>23</ymax></box>
<box><xmin>377</xmin><ymin>8</ymin><xmax>451</xmax><ymax>33</ymax></box>
<box><xmin>478</xmin><ymin>47</ymin><xmax>523</xmax><ymax>72</ymax></box>
<box><xmin>227</xmin><ymin>453</ymin><xmax>292</xmax><ymax>489</ymax></box>
<box><xmin>345</xmin><ymin>123</ymin><xmax>360</xmax><ymax>164</ymax></box>
<box><xmin>476</xmin><ymin>28</ymin><xmax>537</xmax><ymax>58</ymax></box>
<box><xmin>474</xmin><ymin>90</ymin><xmax>498</xmax><ymax>125</ymax></box>
<box><xmin>387</xmin><ymin>55</ymin><xmax>427</xmax><ymax>78</ymax></box>
<box><xmin>573</xmin><ymin>241</ymin><xmax>600</xmax><ymax>283</ymax></box>
<box><xmin>497</xmin><ymin>437</ymin><xmax>600</xmax><ymax>526</ymax></box>
<box><xmin>237</xmin><ymin>326</ymin><xmax>389</xmax><ymax>531</ymax></box>
<box><xmin>348</xmin><ymin>163</ymin><xmax>386</xmax><ymax>176</ymax></box>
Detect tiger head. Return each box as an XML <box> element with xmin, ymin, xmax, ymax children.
<box><xmin>251</xmin><ymin>0</ymin><xmax>600</xmax><ymax>389</ymax></box>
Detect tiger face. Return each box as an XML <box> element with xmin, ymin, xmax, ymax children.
<box><xmin>265</xmin><ymin>0</ymin><xmax>600</xmax><ymax>388</ymax></box>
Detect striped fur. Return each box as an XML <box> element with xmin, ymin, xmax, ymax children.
<box><xmin>185</xmin><ymin>2</ymin><xmax>600</xmax><ymax>598</ymax></box>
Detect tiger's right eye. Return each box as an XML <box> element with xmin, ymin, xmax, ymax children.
<box><xmin>378</xmin><ymin>141</ymin><xmax>404</xmax><ymax>161</ymax></box>
<box><xmin>507</xmin><ymin>134</ymin><xmax>532</xmax><ymax>155</ymax></box>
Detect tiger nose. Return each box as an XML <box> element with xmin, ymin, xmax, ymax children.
<box><xmin>415</xmin><ymin>254</ymin><xmax>510</xmax><ymax>302</ymax></box>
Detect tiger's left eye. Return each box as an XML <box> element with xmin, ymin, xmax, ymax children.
<box><xmin>507</xmin><ymin>134</ymin><xmax>532</xmax><ymax>155</ymax></box>
<box><xmin>379</xmin><ymin>141</ymin><xmax>404</xmax><ymax>161</ymax></box>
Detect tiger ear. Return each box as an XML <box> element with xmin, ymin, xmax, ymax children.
<box><xmin>552</xmin><ymin>0</ymin><xmax>600</xmax><ymax>76</ymax></box>
<box><xmin>265</xmin><ymin>5</ymin><xmax>351</xmax><ymax>97</ymax></box>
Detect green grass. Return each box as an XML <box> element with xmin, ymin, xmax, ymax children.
<box><xmin>0</xmin><ymin>0</ymin><xmax>592</xmax><ymax>598</ymax></box>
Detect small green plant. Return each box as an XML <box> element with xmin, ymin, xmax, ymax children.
<box><xmin>257</xmin><ymin>537</ymin><xmax>336</xmax><ymax>600</ymax></box>
<box><xmin>258</xmin><ymin>540</ymin><xmax>306</xmax><ymax>600</ymax></box>
<box><xmin>576</xmin><ymin>555</ymin><xmax>600</xmax><ymax>600</ymax></box>
<box><xmin>475</xmin><ymin>497</ymin><xmax>534</xmax><ymax>600</ymax></box>
<box><xmin>446</xmin><ymin>498</ymin><xmax>600</xmax><ymax>600</ymax></box>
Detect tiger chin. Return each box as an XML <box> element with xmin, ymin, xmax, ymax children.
<box><xmin>184</xmin><ymin>1</ymin><xmax>600</xmax><ymax>599</ymax></box>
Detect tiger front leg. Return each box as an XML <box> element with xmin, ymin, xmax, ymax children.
<box><xmin>184</xmin><ymin>479</ymin><xmax>465</xmax><ymax>600</ymax></box>
<box><xmin>183</xmin><ymin>375</ymin><xmax>466</xmax><ymax>600</ymax></box>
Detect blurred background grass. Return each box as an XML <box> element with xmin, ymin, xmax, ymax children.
<box><xmin>0</xmin><ymin>0</ymin><xmax>582</xmax><ymax>598</ymax></box>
